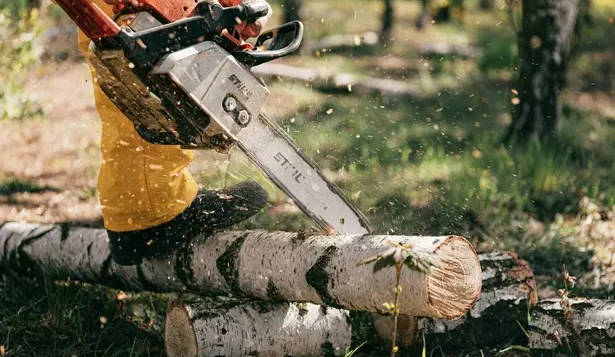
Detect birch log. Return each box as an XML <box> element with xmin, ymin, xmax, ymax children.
<box><xmin>369</xmin><ymin>251</ymin><xmax>537</xmax><ymax>351</ymax></box>
<box><xmin>308</xmin><ymin>32</ymin><xmax>379</xmax><ymax>52</ymax></box>
<box><xmin>165</xmin><ymin>301</ymin><xmax>351</xmax><ymax>357</ymax></box>
<box><xmin>0</xmin><ymin>222</ymin><xmax>481</xmax><ymax>318</ymax></box>
<box><xmin>529</xmin><ymin>299</ymin><xmax>615</xmax><ymax>356</ymax></box>
<box><xmin>252</xmin><ymin>64</ymin><xmax>423</xmax><ymax>98</ymax></box>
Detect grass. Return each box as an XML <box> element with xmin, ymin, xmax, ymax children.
<box><xmin>1</xmin><ymin>0</ymin><xmax>615</xmax><ymax>355</ymax></box>
<box><xmin>0</xmin><ymin>177</ymin><xmax>59</xmax><ymax>197</ymax></box>
<box><xmin>0</xmin><ymin>271</ymin><xmax>166</xmax><ymax>356</ymax></box>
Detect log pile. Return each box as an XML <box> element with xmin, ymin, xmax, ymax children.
<box><xmin>4</xmin><ymin>221</ymin><xmax>614</xmax><ymax>356</ymax></box>
<box><xmin>0</xmin><ymin>222</ymin><xmax>482</xmax><ymax>355</ymax></box>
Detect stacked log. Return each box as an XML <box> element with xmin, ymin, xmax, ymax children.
<box><xmin>529</xmin><ymin>299</ymin><xmax>615</xmax><ymax>356</ymax></box>
<box><xmin>165</xmin><ymin>301</ymin><xmax>351</xmax><ymax>357</ymax></box>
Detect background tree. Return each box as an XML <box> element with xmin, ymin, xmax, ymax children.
<box><xmin>416</xmin><ymin>0</ymin><xmax>432</xmax><ymax>30</ymax></box>
<box><xmin>479</xmin><ymin>0</ymin><xmax>495</xmax><ymax>10</ymax></box>
<box><xmin>504</xmin><ymin>0</ymin><xmax>582</xmax><ymax>143</ymax></box>
<box><xmin>381</xmin><ymin>0</ymin><xmax>394</xmax><ymax>44</ymax></box>
<box><xmin>283</xmin><ymin>0</ymin><xmax>303</xmax><ymax>23</ymax></box>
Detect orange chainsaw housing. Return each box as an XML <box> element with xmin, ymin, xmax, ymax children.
<box><xmin>55</xmin><ymin>0</ymin><xmax>245</xmax><ymax>47</ymax></box>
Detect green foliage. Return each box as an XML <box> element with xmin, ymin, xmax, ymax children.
<box><xmin>0</xmin><ymin>9</ymin><xmax>44</xmax><ymax>121</ymax></box>
<box><xmin>0</xmin><ymin>177</ymin><xmax>59</xmax><ymax>196</ymax></box>
<box><xmin>477</xmin><ymin>29</ymin><xmax>517</xmax><ymax>74</ymax></box>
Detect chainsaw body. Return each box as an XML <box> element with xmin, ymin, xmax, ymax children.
<box><xmin>89</xmin><ymin>5</ymin><xmax>301</xmax><ymax>151</ymax></box>
<box><xmin>54</xmin><ymin>0</ymin><xmax>372</xmax><ymax>235</ymax></box>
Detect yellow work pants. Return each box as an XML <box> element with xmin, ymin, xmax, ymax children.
<box><xmin>77</xmin><ymin>1</ymin><xmax>198</xmax><ymax>232</ymax></box>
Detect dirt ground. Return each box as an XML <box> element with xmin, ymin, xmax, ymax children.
<box><xmin>1</xmin><ymin>61</ymin><xmax>103</xmax><ymax>225</ymax></box>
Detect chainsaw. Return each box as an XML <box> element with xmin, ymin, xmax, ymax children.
<box><xmin>53</xmin><ymin>0</ymin><xmax>371</xmax><ymax>235</ymax></box>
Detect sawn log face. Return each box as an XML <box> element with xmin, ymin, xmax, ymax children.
<box><xmin>369</xmin><ymin>251</ymin><xmax>537</xmax><ymax>353</ymax></box>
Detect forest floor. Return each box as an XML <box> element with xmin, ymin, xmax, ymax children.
<box><xmin>1</xmin><ymin>0</ymin><xmax>615</xmax><ymax>356</ymax></box>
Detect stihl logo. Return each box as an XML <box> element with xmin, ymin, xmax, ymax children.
<box><xmin>274</xmin><ymin>152</ymin><xmax>304</xmax><ymax>183</ymax></box>
<box><xmin>228</xmin><ymin>74</ymin><xmax>253</xmax><ymax>99</ymax></box>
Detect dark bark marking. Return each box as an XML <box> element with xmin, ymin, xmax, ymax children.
<box><xmin>2</xmin><ymin>231</ymin><xmax>15</xmax><ymax>266</ymax></box>
<box><xmin>176</xmin><ymin>241</ymin><xmax>198</xmax><ymax>293</ymax></box>
<box><xmin>60</xmin><ymin>222</ymin><xmax>70</xmax><ymax>241</ymax></box>
<box><xmin>321</xmin><ymin>341</ymin><xmax>336</xmax><ymax>357</ymax></box>
<box><xmin>14</xmin><ymin>225</ymin><xmax>56</xmax><ymax>273</ymax></box>
<box><xmin>290</xmin><ymin>231</ymin><xmax>308</xmax><ymax>247</ymax></box>
<box><xmin>266</xmin><ymin>280</ymin><xmax>284</xmax><ymax>301</ymax></box>
<box><xmin>216</xmin><ymin>233</ymin><xmax>249</xmax><ymax>296</ymax></box>
<box><xmin>100</xmin><ymin>255</ymin><xmax>114</xmax><ymax>284</ymax></box>
<box><xmin>86</xmin><ymin>241</ymin><xmax>94</xmax><ymax>257</ymax></box>
<box><xmin>306</xmin><ymin>246</ymin><xmax>342</xmax><ymax>308</ymax></box>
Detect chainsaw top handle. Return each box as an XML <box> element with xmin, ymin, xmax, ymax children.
<box><xmin>54</xmin><ymin>0</ymin><xmax>302</xmax><ymax>69</ymax></box>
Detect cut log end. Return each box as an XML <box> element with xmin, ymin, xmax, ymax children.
<box><xmin>428</xmin><ymin>236</ymin><xmax>482</xmax><ymax>319</ymax></box>
<box><xmin>165</xmin><ymin>305</ymin><xmax>198</xmax><ymax>357</ymax></box>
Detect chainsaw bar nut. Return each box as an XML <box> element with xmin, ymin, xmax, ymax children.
<box><xmin>223</xmin><ymin>97</ymin><xmax>237</xmax><ymax>112</ymax></box>
<box><xmin>237</xmin><ymin>110</ymin><xmax>251</xmax><ymax>126</ymax></box>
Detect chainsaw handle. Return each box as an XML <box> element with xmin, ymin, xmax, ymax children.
<box><xmin>232</xmin><ymin>21</ymin><xmax>304</xmax><ymax>67</ymax></box>
<box><xmin>54</xmin><ymin>0</ymin><xmax>120</xmax><ymax>42</ymax></box>
<box><xmin>197</xmin><ymin>1</ymin><xmax>270</xmax><ymax>28</ymax></box>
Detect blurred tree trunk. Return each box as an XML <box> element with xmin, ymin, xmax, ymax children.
<box><xmin>416</xmin><ymin>0</ymin><xmax>431</xmax><ymax>30</ymax></box>
<box><xmin>381</xmin><ymin>0</ymin><xmax>394</xmax><ymax>44</ymax></box>
<box><xmin>283</xmin><ymin>0</ymin><xmax>304</xmax><ymax>52</ymax></box>
<box><xmin>283</xmin><ymin>0</ymin><xmax>303</xmax><ymax>23</ymax></box>
<box><xmin>479</xmin><ymin>0</ymin><xmax>495</xmax><ymax>10</ymax></box>
<box><xmin>504</xmin><ymin>0</ymin><xmax>581</xmax><ymax>144</ymax></box>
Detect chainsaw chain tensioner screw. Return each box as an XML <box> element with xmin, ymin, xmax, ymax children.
<box><xmin>237</xmin><ymin>110</ymin><xmax>250</xmax><ymax>126</ymax></box>
<box><xmin>224</xmin><ymin>97</ymin><xmax>237</xmax><ymax>112</ymax></box>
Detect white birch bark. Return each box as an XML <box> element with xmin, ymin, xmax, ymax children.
<box><xmin>165</xmin><ymin>301</ymin><xmax>351</xmax><ymax>357</ymax></box>
<box><xmin>529</xmin><ymin>298</ymin><xmax>615</xmax><ymax>356</ymax></box>
<box><xmin>0</xmin><ymin>222</ymin><xmax>481</xmax><ymax>318</ymax></box>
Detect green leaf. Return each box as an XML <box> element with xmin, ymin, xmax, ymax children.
<box><xmin>373</xmin><ymin>255</ymin><xmax>396</xmax><ymax>273</ymax></box>
<box><xmin>344</xmin><ymin>341</ymin><xmax>366</xmax><ymax>357</ymax></box>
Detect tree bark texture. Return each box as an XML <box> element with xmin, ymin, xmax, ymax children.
<box><xmin>368</xmin><ymin>251</ymin><xmax>538</xmax><ymax>352</ymax></box>
<box><xmin>416</xmin><ymin>0</ymin><xmax>431</xmax><ymax>30</ymax></box>
<box><xmin>0</xmin><ymin>222</ymin><xmax>481</xmax><ymax>318</ymax></box>
<box><xmin>505</xmin><ymin>0</ymin><xmax>581</xmax><ymax>143</ymax></box>
<box><xmin>165</xmin><ymin>301</ymin><xmax>351</xmax><ymax>357</ymax></box>
<box><xmin>529</xmin><ymin>298</ymin><xmax>615</xmax><ymax>357</ymax></box>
